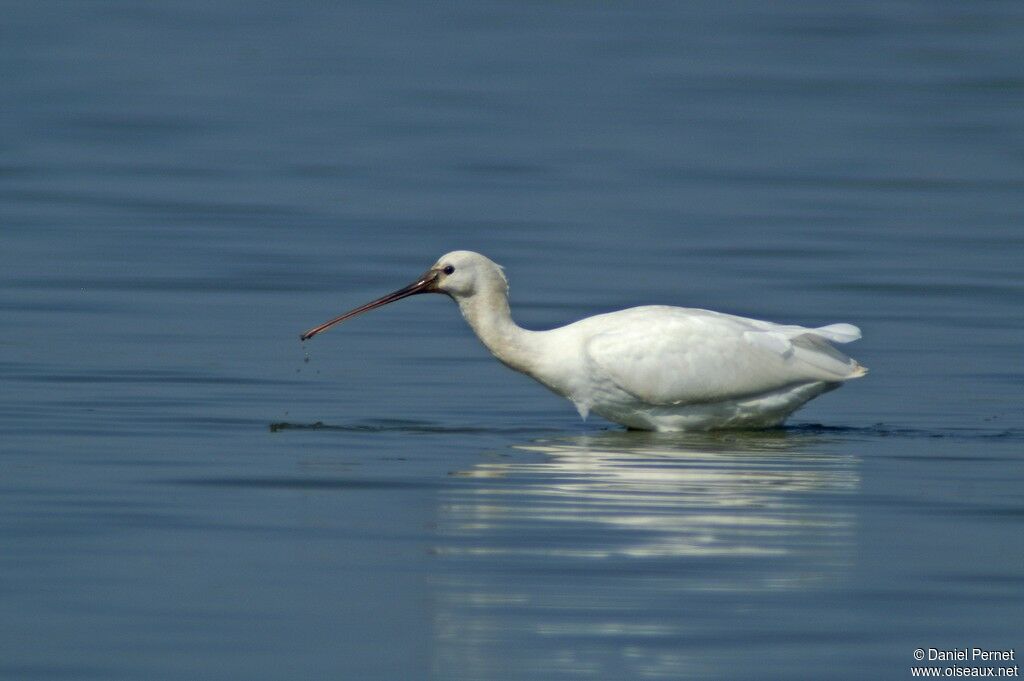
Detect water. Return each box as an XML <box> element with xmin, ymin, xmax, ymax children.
<box><xmin>2</xmin><ymin>1</ymin><xmax>1022</xmax><ymax>679</ymax></box>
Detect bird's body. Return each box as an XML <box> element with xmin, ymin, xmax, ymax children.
<box><xmin>301</xmin><ymin>251</ymin><xmax>866</xmax><ymax>431</ymax></box>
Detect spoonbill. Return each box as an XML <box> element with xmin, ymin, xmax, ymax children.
<box><xmin>301</xmin><ymin>251</ymin><xmax>866</xmax><ymax>431</ymax></box>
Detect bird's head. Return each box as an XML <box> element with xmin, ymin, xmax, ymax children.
<box><xmin>429</xmin><ymin>250</ymin><xmax>508</xmax><ymax>299</ymax></box>
<box><xmin>299</xmin><ymin>250</ymin><xmax>506</xmax><ymax>341</ymax></box>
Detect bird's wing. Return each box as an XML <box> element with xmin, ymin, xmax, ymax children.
<box><xmin>583</xmin><ymin>308</ymin><xmax>863</xmax><ymax>406</ymax></box>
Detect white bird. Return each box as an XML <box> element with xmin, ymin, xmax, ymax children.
<box><xmin>301</xmin><ymin>251</ymin><xmax>866</xmax><ymax>431</ymax></box>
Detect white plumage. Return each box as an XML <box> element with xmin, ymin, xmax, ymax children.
<box><xmin>301</xmin><ymin>250</ymin><xmax>866</xmax><ymax>431</ymax></box>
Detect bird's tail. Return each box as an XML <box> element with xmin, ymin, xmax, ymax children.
<box><xmin>804</xmin><ymin>323</ymin><xmax>861</xmax><ymax>344</ymax></box>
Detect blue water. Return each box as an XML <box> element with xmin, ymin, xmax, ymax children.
<box><xmin>2</xmin><ymin>2</ymin><xmax>1022</xmax><ymax>679</ymax></box>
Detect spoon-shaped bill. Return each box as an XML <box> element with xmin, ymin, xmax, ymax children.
<box><xmin>300</xmin><ymin>270</ymin><xmax>440</xmax><ymax>341</ymax></box>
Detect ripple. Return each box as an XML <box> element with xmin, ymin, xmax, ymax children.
<box><xmin>788</xmin><ymin>423</ymin><xmax>1024</xmax><ymax>442</ymax></box>
<box><xmin>5</xmin><ymin>366</ymin><xmax>302</xmax><ymax>387</ymax></box>
<box><xmin>163</xmin><ymin>476</ymin><xmax>441</xmax><ymax>491</ymax></box>
<box><xmin>268</xmin><ymin>419</ymin><xmax>561</xmax><ymax>435</ymax></box>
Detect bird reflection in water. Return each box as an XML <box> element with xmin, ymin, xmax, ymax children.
<box><xmin>430</xmin><ymin>430</ymin><xmax>860</xmax><ymax>680</ymax></box>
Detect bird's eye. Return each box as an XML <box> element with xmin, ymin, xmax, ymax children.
<box><xmin>443</xmin><ymin>265</ymin><xmax>455</xmax><ymax>275</ymax></box>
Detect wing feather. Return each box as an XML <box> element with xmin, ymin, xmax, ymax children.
<box><xmin>583</xmin><ymin>307</ymin><xmax>862</xmax><ymax>406</ymax></box>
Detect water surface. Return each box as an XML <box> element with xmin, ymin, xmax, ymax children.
<box><xmin>2</xmin><ymin>1</ymin><xmax>1022</xmax><ymax>679</ymax></box>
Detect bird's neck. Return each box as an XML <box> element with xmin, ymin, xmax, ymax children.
<box><xmin>455</xmin><ymin>289</ymin><xmax>537</xmax><ymax>374</ymax></box>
